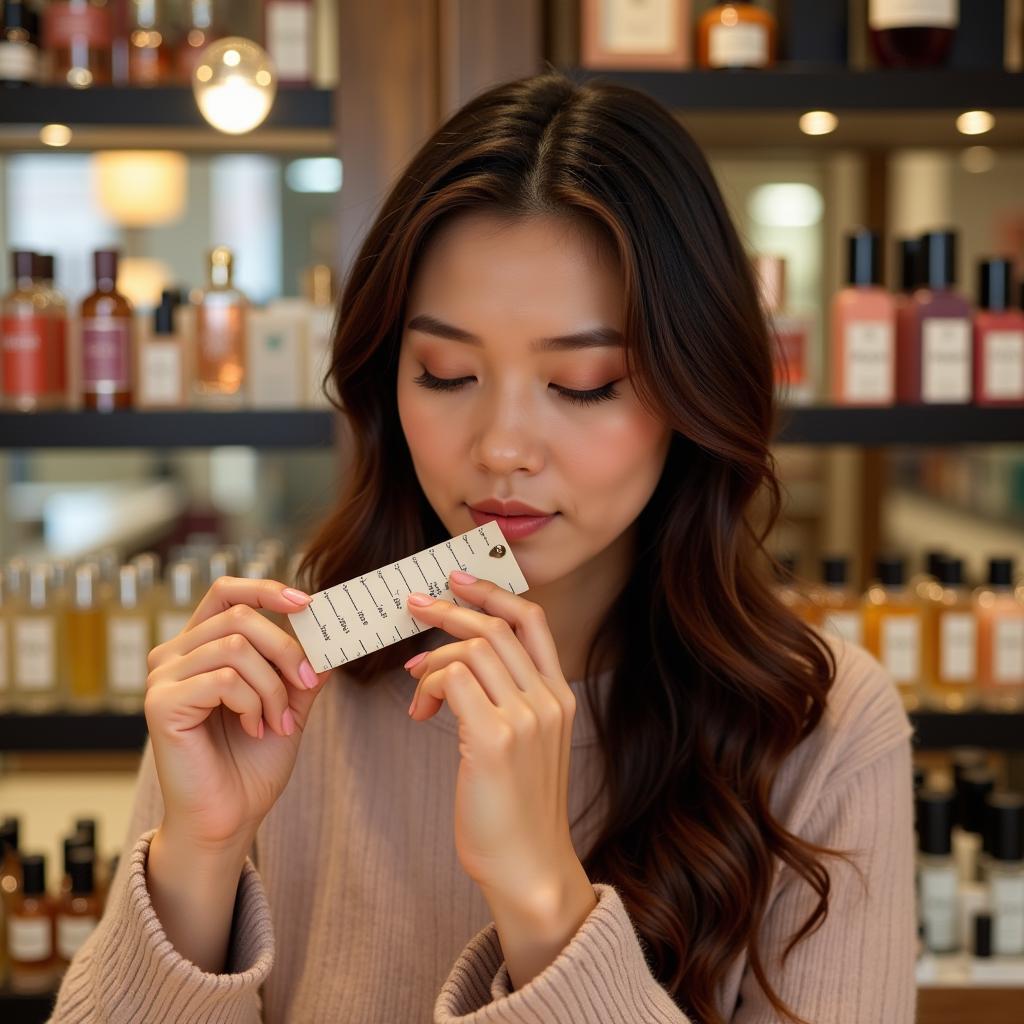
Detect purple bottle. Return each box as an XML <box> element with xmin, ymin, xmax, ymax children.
<box><xmin>897</xmin><ymin>230</ymin><xmax>973</xmax><ymax>404</ymax></box>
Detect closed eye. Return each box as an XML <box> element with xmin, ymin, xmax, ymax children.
<box><xmin>412</xmin><ymin>368</ymin><xmax>620</xmax><ymax>407</ymax></box>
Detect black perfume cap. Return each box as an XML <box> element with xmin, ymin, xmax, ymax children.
<box><xmin>984</xmin><ymin>791</ymin><xmax>1023</xmax><ymax>862</ymax></box>
<box><xmin>74</xmin><ymin>819</ymin><xmax>97</xmax><ymax>847</ymax></box>
<box><xmin>898</xmin><ymin>238</ymin><xmax>921</xmax><ymax>293</ymax></box>
<box><xmin>64</xmin><ymin>832</ymin><xmax>92</xmax><ymax>875</ymax></box>
<box><xmin>925</xmin><ymin>549</ymin><xmax>947</xmax><ymax>578</ymax></box>
<box><xmin>875</xmin><ymin>556</ymin><xmax>904</xmax><ymax>587</ymax></box>
<box><xmin>68</xmin><ymin>848</ymin><xmax>95</xmax><ymax>895</ymax></box>
<box><xmin>918</xmin><ymin>230</ymin><xmax>958</xmax><ymax>290</ymax></box>
<box><xmin>917</xmin><ymin>788</ymin><xmax>954</xmax><ymax>855</ymax></box>
<box><xmin>978</xmin><ymin>259</ymin><xmax>1014</xmax><ymax>312</ymax></box>
<box><xmin>11</xmin><ymin>250</ymin><xmax>35</xmax><ymax>280</ymax></box>
<box><xmin>938</xmin><ymin>557</ymin><xmax>965</xmax><ymax>587</ymax></box>
<box><xmin>154</xmin><ymin>288</ymin><xmax>182</xmax><ymax>334</ymax></box>
<box><xmin>822</xmin><ymin>556</ymin><xmax>848</xmax><ymax>586</ymax></box>
<box><xmin>988</xmin><ymin>558</ymin><xmax>1014</xmax><ymax>586</ymax></box>
<box><xmin>847</xmin><ymin>230</ymin><xmax>881</xmax><ymax>287</ymax></box>
<box><xmin>957</xmin><ymin>768</ymin><xmax>995</xmax><ymax>835</ymax></box>
<box><xmin>1</xmin><ymin>816</ymin><xmax>20</xmax><ymax>852</ymax></box>
<box><xmin>974</xmin><ymin>913</ymin><xmax>992</xmax><ymax>957</ymax></box>
<box><xmin>20</xmin><ymin>853</ymin><xmax>46</xmax><ymax>896</ymax></box>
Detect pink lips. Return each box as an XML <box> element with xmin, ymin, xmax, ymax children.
<box><xmin>467</xmin><ymin>505</ymin><xmax>558</xmax><ymax>540</ymax></box>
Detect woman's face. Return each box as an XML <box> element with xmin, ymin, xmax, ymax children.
<box><xmin>396</xmin><ymin>210</ymin><xmax>671</xmax><ymax>591</ymax></box>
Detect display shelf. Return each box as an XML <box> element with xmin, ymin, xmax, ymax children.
<box><xmin>0</xmin><ymin>406</ymin><xmax>1020</xmax><ymax>449</ymax></box>
<box><xmin>0</xmin><ymin>710</ymin><xmax>1021</xmax><ymax>752</ymax></box>
<box><xmin>0</xmin><ymin>85</ymin><xmax>332</xmax><ymax>128</ymax></box>
<box><xmin>0</xmin><ymin>989</ymin><xmax>57</xmax><ymax>1024</ymax></box>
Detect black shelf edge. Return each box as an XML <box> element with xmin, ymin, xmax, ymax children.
<box><xmin>909</xmin><ymin>711</ymin><xmax>1024</xmax><ymax>750</ymax></box>
<box><xmin>775</xmin><ymin>406</ymin><xmax>1024</xmax><ymax>445</ymax></box>
<box><xmin>0</xmin><ymin>410</ymin><xmax>335</xmax><ymax>448</ymax></box>
<box><xmin>0</xmin><ymin>713</ymin><xmax>148</xmax><ymax>751</ymax></box>
<box><xmin>0</xmin><ymin>989</ymin><xmax>59</xmax><ymax>1024</ymax></box>
<box><xmin>560</xmin><ymin>68</ymin><xmax>1024</xmax><ymax>111</ymax></box>
<box><xmin>0</xmin><ymin>85</ymin><xmax>333</xmax><ymax>128</ymax></box>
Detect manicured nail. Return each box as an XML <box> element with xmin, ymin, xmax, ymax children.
<box><xmin>257</xmin><ymin>719</ymin><xmax>265</xmax><ymax>739</ymax></box>
<box><xmin>450</xmin><ymin>570</ymin><xmax>477</xmax><ymax>584</ymax></box>
<box><xmin>405</xmin><ymin>652</ymin><xmax>427</xmax><ymax>670</ymax></box>
<box><xmin>408</xmin><ymin>693</ymin><xmax>418</xmax><ymax>717</ymax></box>
<box><xmin>281</xmin><ymin>708</ymin><xmax>296</xmax><ymax>737</ymax></box>
<box><xmin>299</xmin><ymin>659</ymin><xmax>318</xmax><ymax>688</ymax></box>
<box><xmin>408</xmin><ymin>593</ymin><xmax>432</xmax><ymax>607</ymax></box>
<box><xmin>283</xmin><ymin>587</ymin><xmax>311</xmax><ymax>605</ymax></box>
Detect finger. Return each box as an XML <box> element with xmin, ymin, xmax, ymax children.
<box><xmin>146</xmin><ymin>667</ymin><xmax>264</xmax><ymax>740</ymax></box>
<box><xmin>445</xmin><ymin>573</ymin><xmax>562</xmax><ymax>682</ymax></box>
<box><xmin>408</xmin><ymin>637</ymin><xmax>522</xmax><ymax>720</ymax></box>
<box><xmin>186</xmin><ymin>576</ymin><xmax>313</xmax><ymax>632</ymax></box>
<box><xmin>154</xmin><ymin>634</ymin><xmax>293</xmax><ymax>738</ymax></box>
<box><xmin>151</xmin><ymin>601</ymin><xmax>320</xmax><ymax>696</ymax></box>
<box><xmin>415</xmin><ymin>661</ymin><xmax>500</xmax><ymax>739</ymax></box>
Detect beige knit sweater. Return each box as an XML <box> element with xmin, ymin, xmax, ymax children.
<box><xmin>47</xmin><ymin>631</ymin><xmax>917</xmax><ymax>1023</ymax></box>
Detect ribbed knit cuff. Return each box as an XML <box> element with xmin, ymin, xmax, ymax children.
<box><xmin>433</xmin><ymin>882</ymin><xmax>689</xmax><ymax>1023</ymax></box>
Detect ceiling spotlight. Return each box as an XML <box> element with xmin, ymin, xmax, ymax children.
<box><xmin>956</xmin><ymin>110</ymin><xmax>995</xmax><ymax>136</ymax></box>
<box><xmin>40</xmin><ymin>124</ymin><xmax>72</xmax><ymax>147</ymax></box>
<box><xmin>799</xmin><ymin>111</ymin><xmax>838</xmax><ymax>136</ymax></box>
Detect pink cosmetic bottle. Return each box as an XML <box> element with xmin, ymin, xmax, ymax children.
<box><xmin>974</xmin><ymin>258</ymin><xmax>1024</xmax><ymax>408</ymax></box>
<box><xmin>831</xmin><ymin>228</ymin><xmax>896</xmax><ymax>406</ymax></box>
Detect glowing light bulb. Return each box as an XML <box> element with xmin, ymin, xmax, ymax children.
<box><xmin>192</xmin><ymin>36</ymin><xmax>277</xmax><ymax>135</ymax></box>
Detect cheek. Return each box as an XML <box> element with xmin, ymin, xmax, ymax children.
<box><xmin>397</xmin><ymin>376</ymin><xmax>457</xmax><ymax>473</ymax></box>
<box><xmin>560</xmin><ymin>406</ymin><xmax>668</xmax><ymax>491</ymax></box>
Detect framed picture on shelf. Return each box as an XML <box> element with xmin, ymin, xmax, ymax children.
<box><xmin>580</xmin><ymin>0</ymin><xmax>692</xmax><ymax>70</ymax></box>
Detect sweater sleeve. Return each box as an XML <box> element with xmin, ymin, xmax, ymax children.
<box><xmin>47</xmin><ymin>739</ymin><xmax>276</xmax><ymax>1024</ymax></box>
<box><xmin>433</xmin><ymin>735</ymin><xmax>917</xmax><ymax>1024</ymax></box>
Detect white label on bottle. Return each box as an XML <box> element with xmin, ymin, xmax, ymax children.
<box><xmin>0</xmin><ymin>619</ymin><xmax>8</xmax><ymax>691</ymax></box>
<box><xmin>993</xmin><ymin>616</ymin><xmax>1024</xmax><ymax>684</ymax></box>
<box><xmin>247</xmin><ymin>312</ymin><xmax>304</xmax><ymax>408</ymax></box>
<box><xmin>708</xmin><ymin>23</ymin><xmax>768</xmax><ymax>68</ymax></box>
<box><xmin>139</xmin><ymin>341</ymin><xmax>184</xmax><ymax>406</ymax></box>
<box><xmin>881</xmin><ymin>617</ymin><xmax>920</xmax><ymax>682</ymax></box>
<box><xmin>601</xmin><ymin>0</ymin><xmax>677</xmax><ymax>53</ymax></box>
<box><xmin>8</xmin><ymin>916</ymin><xmax>52</xmax><ymax>961</ymax></box>
<box><xmin>939</xmin><ymin>612</ymin><xmax>975</xmax><ymax>681</ymax></box>
<box><xmin>57</xmin><ymin>914</ymin><xmax>98</xmax><ymax>960</ymax></box>
<box><xmin>991</xmin><ymin>874</ymin><xmax>1024</xmax><ymax>956</ymax></box>
<box><xmin>266</xmin><ymin>2</ymin><xmax>312</xmax><ymax>80</ymax></box>
<box><xmin>14</xmin><ymin>617</ymin><xmax>57</xmax><ymax>690</ymax></box>
<box><xmin>919</xmin><ymin>863</ymin><xmax>958</xmax><ymax>951</ymax></box>
<box><xmin>157</xmin><ymin>611</ymin><xmax>192</xmax><ymax>646</ymax></box>
<box><xmin>107</xmin><ymin>616</ymin><xmax>150</xmax><ymax>694</ymax></box>
<box><xmin>0</xmin><ymin>41</ymin><xmax>39</xmax><ymax>81</ymax></box>
<box><xmin>824</xmin><ymin>611</ymin><xmax>863</xmax><ymax>647</ymax></box>
<box><xmin>843</xmin><ymin>320</ymin><xmax>894</xmax><ymax>403</ymax></box>
<box><xmin>982</xmin><ymin>331</ymin><xmax>1024</xmax><ymax>401</ymax></box>
<box><xmin>922</xmin><ymin>318</ymin><xmax>971</xmax><ymax>403</ymax></box>
<box><xmin>869</xmin><ymin>0</ymin><xmax>958</xmax><ymax>30</ymax></box>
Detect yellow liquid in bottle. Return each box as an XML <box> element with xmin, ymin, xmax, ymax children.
<box><xmin>65</xmin><ymin>607</ymin><xmax>107</xmax><ymax>712</ymax></box>
<box><xmin>863</xmin><ymin>584</ymin><xmax>923</xmax><ymax>712</ymax></box>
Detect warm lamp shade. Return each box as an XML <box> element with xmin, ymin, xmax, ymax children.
<box><xmin>93</xmin><ymin>151</ymin><xmax>187</xmax><ymax>227</ymax></box>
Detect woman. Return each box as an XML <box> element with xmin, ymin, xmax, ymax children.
<box><xmin>51</xmin><ymin>71</ymin><xmax>916</xmax><ymax>1023</ymax></box>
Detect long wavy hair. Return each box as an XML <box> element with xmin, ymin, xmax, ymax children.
<box><xmin>297</xmin><ymin>70</ymin><xmax>848</xmax><ymax>1024</ymax></box>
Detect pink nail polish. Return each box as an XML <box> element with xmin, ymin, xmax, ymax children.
<box><xmin>282</xmin><ymin>708</ymin><xmax>296</xmax><ymax>737</ymax></box>
<box><xmin>404</xmin><ymin>652</ymin><xmax>427</xmax><ymax>670</ymax></box>
<box><xmin>408</xmin><ymin>593</ymin><xmax>432</xmax><ymax>606</ymax></box>
<box><xmin>450</xmin><ymin>570</ymin><xmax>477</xmax><ymax>584</ymax></box>
<box><xmin>283</xmin><ymin>587</ymin><xmax>311</xmax><ymax>605</ymax></box>
<box><xmin>299</xmin><ymin>660</ymin><xmax>318</xmax><ymax>688</ymax></box>
<box><xmin>408</xmin><ymin>694</ymin><xmax>418</xmax><ymax>717</ymax></box>
<box><xmin>257</xmin><ymin>719</ymin><xmax>265</xmax><ymax>740</ymax></box>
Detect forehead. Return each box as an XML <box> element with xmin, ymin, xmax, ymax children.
<box><xmin>406</xmin><ymin>210</ymin><xmax>624</xmax><ymax>330</ymax></box>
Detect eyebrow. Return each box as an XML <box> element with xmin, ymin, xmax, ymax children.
<box><xmin>405</xmin><ymin>314</ymin><xmax>624</xmax><ymax>353</ymax></box>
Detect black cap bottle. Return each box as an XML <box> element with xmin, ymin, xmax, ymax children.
<box><xmin>978</xmin><ymin>259</ymin><xmax>1014</xmax><ymax>312</ymax></box>
<box><xmin>916</xmin><ymin>788</ymin><xmax>958</xmax><ymax>953</ymax></box>
<box><xmin>847</xmin><ymin>229</ymin><xmax>882</xmax><ymax>287</ymax></box>
<box><xmin>918</xmin><ymin>230</ymin><xmax>958</xmax><ymax>290</ymax></box>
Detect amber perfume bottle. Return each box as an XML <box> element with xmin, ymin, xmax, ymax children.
<box><xmin>55</xmin><ymin>849</ymin><xmax>100</xmax><ymax>968</ymax></box>
<box><xmin>698</xmin><ymin>1</ymin><xmax>777</xmax><ymax>69</ymax></box>
<box><xmin>80</xmin><ymin>250</ymin><xmax>134</xmax><ymax>412</ymax></box>
<box><xmin>195</xmin><ymin>246</ymin><xmax>247</xmax><ymax>403</ymax></box>
<box><xmin>924</xmin><ymin>557</ymin><xmax>979</xmax><ymax>713</ymax></box>
<box><xmin>127</xmin><ymin>0</ymin><xmax>171</xmax><ymax>85</ymax></box>
<box><xmin>869</xmin><ymin>0</ymin><xmax>958</xmax><ymax>68</ymax></box>
<box><xmin>863</xmin><ymin>556</ymin><xmax>924</xmax><ymax>712</ymax></box>
<box><xmin>65</xmin><ymin>563</ymin><xmax>107</xmax><ymax>713</ymax></box>
<box><xmin>811</xmin><ymin>556</ymin><xmax>864</xmax><ymax>647</ymax></box>
<box><xmin>7</xmin><ymin>853</ymin><xmax>55</xmax><ymax>993</ymax></box>
<box><xmin>975</xmin><ymin>558</ymin><xmax>1024</xmax><ymax>713</ymax></box>
<box><xmin>176</xmin><ymin>0</ymin><xmax>223</xmax><ymax>83</ymax></box>
<box><xmin>42</xmin><ymin>0</ymin><xmax>112</xmax><ymax>87</ymax></box>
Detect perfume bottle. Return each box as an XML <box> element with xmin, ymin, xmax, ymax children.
<box><xmin>975</xmin><ymin>558</ymin><xmax>1024</xmax><ymax>712</ymax></box>
<box><xmin>868</xmin><ymin>0</ymin><xmax>958</xmax><ymax>69</ymax></box>
<box><xmin>106</xmin><ymin>565</ymin><xmax>151</xmax><ymax>712</ymax></box>
<box><xmin>195</xmin><ymin>246</ymin><xmax>247</xmax><ymax>403</ymax></box>
<box><xmin>55</xmin><ymin>848</ymin><xmax>100</xmax><ymax>968</ymax></box>
<box><xmin>698</xmin><ymin>1</ymin><xmax>777</xmax><ymax>69</ymax></box>
<box><xmin>924</xmin><ymin>557</ymin><xmax>979</xmax><ymax>713</ymax></box>
<box><xmin>65</xmin><ymin>564</ymin><xmax>106</xmax><ymax>713</ymax></box>
<box><xmin>1</xmin><ymin>250</ymin><xmax>56</xmax><ymax>412</ymax></box>
<box><xmin>137</xmin><ymin>288</ymin><xmax>188</xmax><ymax>409</ymax></box>
<box><xmin>0</xmin><ymin>0</ymin><xmax>40</xmax><ymax>86</ymax></box>
<box><xmin>863</xmin><ymin>556</ymin><xmax>923</xmax><ymax>711</ymax></box>
<box><xmin>156</xmin><ymin>560</ymin><xmax>198</xmax><ymax>644</ymax></box>
<box><xmin>126</xmin><ymin>0</ymin><xmax>171</xmax><ymax>85</ymax></box>
<box><xmin>982</xmin><ymin>792</ymin><xmax>1024</xmax><ymax>957</ymax></box>
<box><xmin>34</xmin><ymin>254</ymin><xmax>69</xmax><ymax>408</ymax></box>
<box><xmin>754</xmin><ymin>254</ymin><xmax>815</xmax><ymax>405</ymax></box>
<box><xmin>12</xmin><ymin>564</ymin><xmax>61</xmax><ymax>713</ymax></box>
<box><xmin>916</xmin><ymin>787</ymin><xmax>959</xmax><ymax>953</ymax></box>
<box><xmin>176</xmin><ymin>0</ymin><xmax>223</xmax><ymax>83</ymax></box>
<box><xmin>80</xmin><ymin>250</ymin><xmax>134</xmax><ymax>412</ymax></box>
<box><xmin>42</xmin><ymin>0</ymin><xmax>112</xmax><ymax>87</ymax></box>
<box><xmin>974</xmin><ymin>258</ymin><xmax>1024</xmax><ymax>407</ymax></box>
<box><xmin>812</xmin><ymin>556</ymin><xmax>864</xmax><ymax>646</ymax></box>
<box><xmin>6</xmin><ymin>853</ymin><xmax>55</xmax><ymax>993</ymax></box>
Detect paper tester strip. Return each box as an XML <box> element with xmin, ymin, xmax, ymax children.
<box><xmin>288</xmin><ymin>520</ymin><xmax>529</xmax><ymax>673</ymax></box>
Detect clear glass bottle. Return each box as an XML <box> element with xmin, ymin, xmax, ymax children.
<box><xmin>130</xmin><ymin>552</ymin><xmax>161</xmax><ymax>623</ymax></box>
<box><xmin>863</xmin><ymin>556</ymin><xmax>924</xmax><ymax>711</ymax></box>
<box><xmin>106</xmin><ymin>565</ymin><xmax>150</xmax><ymax>713</ymax></box>
<box><xmin>155</xmin><ymin>560</ymin><xmax>198</xmax><ymax>645</ymax></box>
<box><xmin>976</xmin><ymin>558</ymin><xmax>1024</xmax><ymax>712</ymax></box>
<box><xmin>55</xmin><ymin>848</ymin><xmax>100</xmax><ymax>969</ymax></box>
<box><xmin>80</xmin><ymin>250</ymin><xmax>134</xmax><ymax>412</ymax></box>
<box><xmin>916</xmin><ymin>787</ymin><xmax>959</xmax><ymax>953</ymax></box>
<box><xmin>811</xmin><ymin>556</ymin><xmax>864</xmax><ymax>647</ymax></box>
<box><xmin>195</xmin><ymin>246</ymin><xmax>247</xmax><ymax>403</ymax></box>
<box><xmin>12</xmin><ymin>564</ymin><xmax>61</xmax><ymax>713</ymax></box>
<box><xmin>925</xmin><ymin>557</ymin><xmax>979</xmax><ymax>713</ymax></box>
<box><xmin>6</xmin><ymin>853</ymin><xmax>55</xmax><ymax>993</ymax></box>
<box><xmin>65</xmin><ymin>564</ymin><xmax>106</xmax><ymax>713</ymax></box>
<box><xmin>753</xmin><ymin>254</ymin><xmax>814</xmax><ymax>405</ymax></box>
<box><xmin>137</xmin><ymin>289</ymin><xmax>188</xmax><ymax>408</ymax></box>
<box><xmin>981</xmin><ymin>792</ymin><xmax>1024</xmax><ymax>957</ymax></box>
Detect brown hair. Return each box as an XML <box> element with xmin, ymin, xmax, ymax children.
<box><xmin>298</xmin><ymin>70</ymin><xmax>852</xmax><ymax>1024</ymax></box>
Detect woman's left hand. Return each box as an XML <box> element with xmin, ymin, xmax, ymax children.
<box><xmin>405</xmin><ymin>571</ymin><xmax>583</xmax><ymax>911</ymax></box>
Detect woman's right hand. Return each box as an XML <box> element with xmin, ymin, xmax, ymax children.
<box><xmin>144</xmin><ymin>576</ymin><xmax>332</xmax><ymax>855</ymax></box>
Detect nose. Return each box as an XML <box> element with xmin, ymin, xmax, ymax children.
<box><xmin>469</xmin><ymin>383</ymin><xmax>545</xmax><ymax>476</ymax></box>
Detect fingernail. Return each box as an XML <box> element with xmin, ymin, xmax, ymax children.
<box><xmin>257</xmin><ymin>719</ymin><xmax>265</xmax><ymax>739</ymax></box>
<box><xmin>408</xmin><ymin>693</ymin><xmax>418</xmax><ymax>717</ymax></box>
<box><xmin>283</xmin><ymin>587</ymin><xmax>311</xmax><ymax>605</ymax></box>
<box><xmin>281</xmin><ymin>708</ymin><xmax>296</xmax><ymax>737</ymax></box>
<box><xmin>404</xmin><ymin>652</ymin><xmax>427</xmax><ymax>670</ymax></box>
<box><xmin>450</xmin><ymin>570</ymin><xmax>477</xmax><ymax>584</ymax></box>
<box><xmin>299</xmin><ymin>659</ymin><xmax>318</xmax><ymax>688</ymax></box>
<box><xmin>408</xmin><ymin>593</ymin><xmax>432</xmax><ymax>607</ymax></box>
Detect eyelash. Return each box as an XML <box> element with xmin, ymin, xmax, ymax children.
<box><xmin>412</xmin><ymin>368</ymin><xmax>620</xmax><ymax>407</ymax></box>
